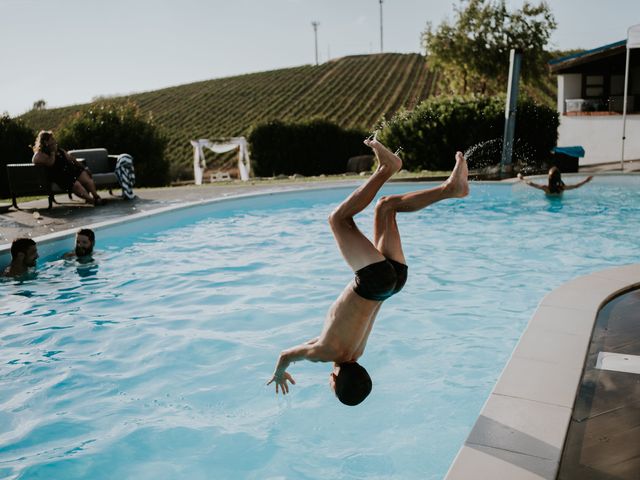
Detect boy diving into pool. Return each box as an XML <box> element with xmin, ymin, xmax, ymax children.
<box><xmin>267</xmin><ymin>136</ymin><xmax>469</xmax><ymax>405</ymax></box>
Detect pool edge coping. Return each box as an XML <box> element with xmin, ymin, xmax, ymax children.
<box><xmin>0</xmin><ymin>183</ymin><xmax>366</xmax><ymax>262</ymax></box>
<box><xmin>0</xmin><ymin>180</ymin><xmax>520</xmax><ymax>263</ymax></box>
<box><xmin>444</xmin><ymin>263</ymin><xmax>640</xmax><ymax>480</ymax></box>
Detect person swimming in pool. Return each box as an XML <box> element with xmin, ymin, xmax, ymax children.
<box><xmin>517</xmin><ymin>167</ymin><xmax>593</xmax><ymax>195</ymax></box>
<box><xmin>267</xmin><ymin>135</ymin><xmax>469</xmax><ymax>406</ymax></box>
<box><xmin>62</xmin><ymin>228</ymin><xmax>96</xmax><ymax>261</ymax></box>
<box><xmin>3</xmin><ymin>238</ymin><xmax>39</xmax><ymax>278</ymax></box>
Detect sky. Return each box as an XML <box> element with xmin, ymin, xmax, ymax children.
<box><xmin>1</xmin><ymin>0</ymin><xmax>639</xmax><ymax>117</ymax></box>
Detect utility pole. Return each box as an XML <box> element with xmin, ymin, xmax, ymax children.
<box><xmin>311</xmin><ymin>21</ymin><xmax>320</xmax><ymax>65</ymax></box>
<box><xmin>621</xmin><ymin>24</ymin><xmax>640</xmax><ymax>170</ymax></box>
<box><xmin>379</xmin><ymin>0</ymin><xmax>384</xmax><ymax>53</ymax></box>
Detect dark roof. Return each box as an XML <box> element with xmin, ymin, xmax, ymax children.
<box><xmin>549</xmin><ymin>40</ymin><xmax>626</xmax><ymax>73</ymax></box>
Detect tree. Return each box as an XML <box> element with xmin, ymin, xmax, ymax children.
<box><xmin>378</xmin><ymin>96</ymin><xmax>558</xmax><ymax>172</ymax></box>
<box><xmin>32</xmin><ymin>99</ymin><xmax>47</xmax><ymax>110</ymax></box>
<box><xmin>0</xmin><ymin>115</ymin><xmax>35</xmax><ymax>198</ymax></box>
<box><xmin>57</xmin><ymin>101</ymin><xmax>170</xmax><ymax>187</ymax></box>
<box><xmin>422</xmin><ymin>0</ymin><xmax>556</xmax><ymax>94</ymax></box>
<box><xmin>248</xmin><ymin>119</ymin><xmax>368</xmax><ymax>177</ymax></box>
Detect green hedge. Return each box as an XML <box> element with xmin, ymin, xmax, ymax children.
<box><xmin>57</xmin><ymin>101</ymin><xmax>170</xmax><ymax>187</ymax></box>
<box><xmin>378</xmin><ymin>96</ymin><xmax>559</xmax><ymax>172</ymax></box>
<box><xmin>0</xmin><ymin>115</ymin><xmax>35</xmax><ymax>199</ymax></box>
<box><xmin>248</xmin><ymin>119</ymin><xmax>369</xmax><ymax>177</ymax></box>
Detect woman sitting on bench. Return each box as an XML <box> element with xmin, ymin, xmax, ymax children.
<box><xmin>32</xmin><ymin>130</ymin><xmax>103</xmax><ymax>206</ymax></box>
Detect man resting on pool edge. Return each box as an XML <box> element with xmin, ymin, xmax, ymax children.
<box><xmin>267</xmin><ymin>136</ymin><xmax>469</xmax><ymax>405</ymax></box>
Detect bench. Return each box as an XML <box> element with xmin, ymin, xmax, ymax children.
<box><xmin>6</xmin><ymin>148</ymin><xmax>121</xmax><ymax>209</ymax></box>
<box><xmin>68</xmin><ymin>148</ymin><xmax>120</xmax><ymax>192</ymax></box>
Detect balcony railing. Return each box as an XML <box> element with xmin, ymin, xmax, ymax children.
<box><xmin>565</xmin><ymin>96</ymin><xmax>636</xmax><ymax>115</ymax></box>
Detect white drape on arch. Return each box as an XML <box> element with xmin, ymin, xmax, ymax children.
<box><xmin>190</xmin><ymin>137</ymin><xmax>251</xmax><ymax>184</ymax></box>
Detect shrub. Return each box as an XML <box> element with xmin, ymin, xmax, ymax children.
<box><xmin>57</xmin><ymin>101</ymin><xmax>170</xmax><ymax>187</ymax></box>
<box><xmin>0</xmin><ymin>115</ymin><xmax>35</xmax><ymax>198</ymax></box>
<box><xmin>248</xmin><ymin>119</ymin><xmax>369</xmax><ymax>177</ymax></box>
<box><xmin>378</xmin><ymin>95</ymin><xmax>558</xmax><ymax>172</ymax></box>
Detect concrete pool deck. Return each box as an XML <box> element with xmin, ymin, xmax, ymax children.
<box><xmin>445</xmin><ymin>265</ymin><xmax>640</xmax><ymax>480</ymax></box>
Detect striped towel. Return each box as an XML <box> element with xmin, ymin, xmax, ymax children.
<box><xmin>115</xmin><ymin>154</ymin><xmax>136</xmax><ymax>199</ymax></box>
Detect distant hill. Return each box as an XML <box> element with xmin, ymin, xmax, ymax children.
<box><xmin>20</xmin><ymin>53</ymin><xmax>439</xmax><ymax>179</ymax></box>
<box><xmin>20</xmin><ymin>51</ymin><xmax>560</xmax><ymax>180</ymax></box>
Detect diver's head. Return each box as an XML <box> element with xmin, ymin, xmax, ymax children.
<box><xmin>329</xmin><ymin>362</ymin><xmax>372</xmax><ymax>406</ymax></box>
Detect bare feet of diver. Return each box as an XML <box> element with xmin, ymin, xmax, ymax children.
<box><xmin>364</xmin><ymin>133</ymin><xmax>402</xmax><ymax>174</ymax></box>
<box><xmin>443</xmin><ymin>151</ymin><xmax>470</xmax><ymax>198</ymax></box>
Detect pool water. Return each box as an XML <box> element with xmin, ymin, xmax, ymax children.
<box><xmin>1</xmin><ymin>177</ymin><xmax>639</xmax><ymax>480</ymax></box>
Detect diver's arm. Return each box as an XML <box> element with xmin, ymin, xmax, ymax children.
<box><xmin>267</xmin><ymin>340</ymin><xmax>335</xmax><ymax>394</ymax></box>
<box><xmin>564</xmin><ymin>176</ymin><xmax>593</xmax><ymax>190</ymax></box>
<box><xmin>274</xmin><ymin>341</ymin><xmax>335</xmax><ymax>371</ymax></box>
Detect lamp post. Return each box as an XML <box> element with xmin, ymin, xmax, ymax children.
<box><xmin>312</xmin><ymin>21</ymin><xmax>320</xmax><ymax>65</ymax></box>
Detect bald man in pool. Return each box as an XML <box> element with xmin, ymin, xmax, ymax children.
<box><xmin>267</xmin><ymin>135</ymin><xmax>469</xmax><ymax>406</ymax></box>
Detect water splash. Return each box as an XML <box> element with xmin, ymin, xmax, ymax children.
<box><xmin>464</xmin><ymin>138</ymin><xmax>503</xmax><ymax>171</ymax></box>
<box><xmin>464</xmin><ymin>138</ymin><xmax>541</xmax><ymax>175</ymax></box>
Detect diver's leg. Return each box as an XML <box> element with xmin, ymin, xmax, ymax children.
<box><xmin>373</xmin><ymin>152</ymin><xmax>469</xmax><ymax>263</ymax></box>
<box><xmin>329</xmin><ymin>136</ymin><xmax>402</xmax><ymax>271</ymax></box>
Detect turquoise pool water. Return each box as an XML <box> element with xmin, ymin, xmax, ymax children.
<box><xmin>1</xmin><ymin>177</ymin><xmax>639</xmax><ymax>480</ymax></box>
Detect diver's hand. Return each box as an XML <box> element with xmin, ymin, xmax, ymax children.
<box><xmin>267</xmin><ymin>371</ymin><xmax>296</xmax><ymax>395</ymax></box>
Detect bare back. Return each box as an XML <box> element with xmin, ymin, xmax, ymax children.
<box><xmin>317</xmin><ymin>285</ymin><xmax>382</xmax><ymax>362</ymax></box>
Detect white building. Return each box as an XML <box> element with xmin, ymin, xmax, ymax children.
<box><xmin>550</xmin><ymin>40</ymin><xmax>640</xmax><ymax>166</ymax></box>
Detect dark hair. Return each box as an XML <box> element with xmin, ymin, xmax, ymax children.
<box><xmin>78</xmin><ymin>228</ymin><xmax>95</xmax><ymax>245</ymax></box>
<box><xmin>548</xmin><ymin>166</ymin><xmax>565</xmax><ymax>194</ymax></box>
<box><xmin>334</xmin><ymin>362</ymin><xmax>372</xmax><ymax>406</ymax></box>
<box><xmin>11</xmin><ymin>238</ymin><xmax>36</xmax><ymax>258</ymax></box>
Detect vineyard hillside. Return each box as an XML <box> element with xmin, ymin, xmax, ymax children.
<box><xmin>20</xmin><ymin>53</ymin><xmax>438</xmax><ymax>179</ymax></box>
